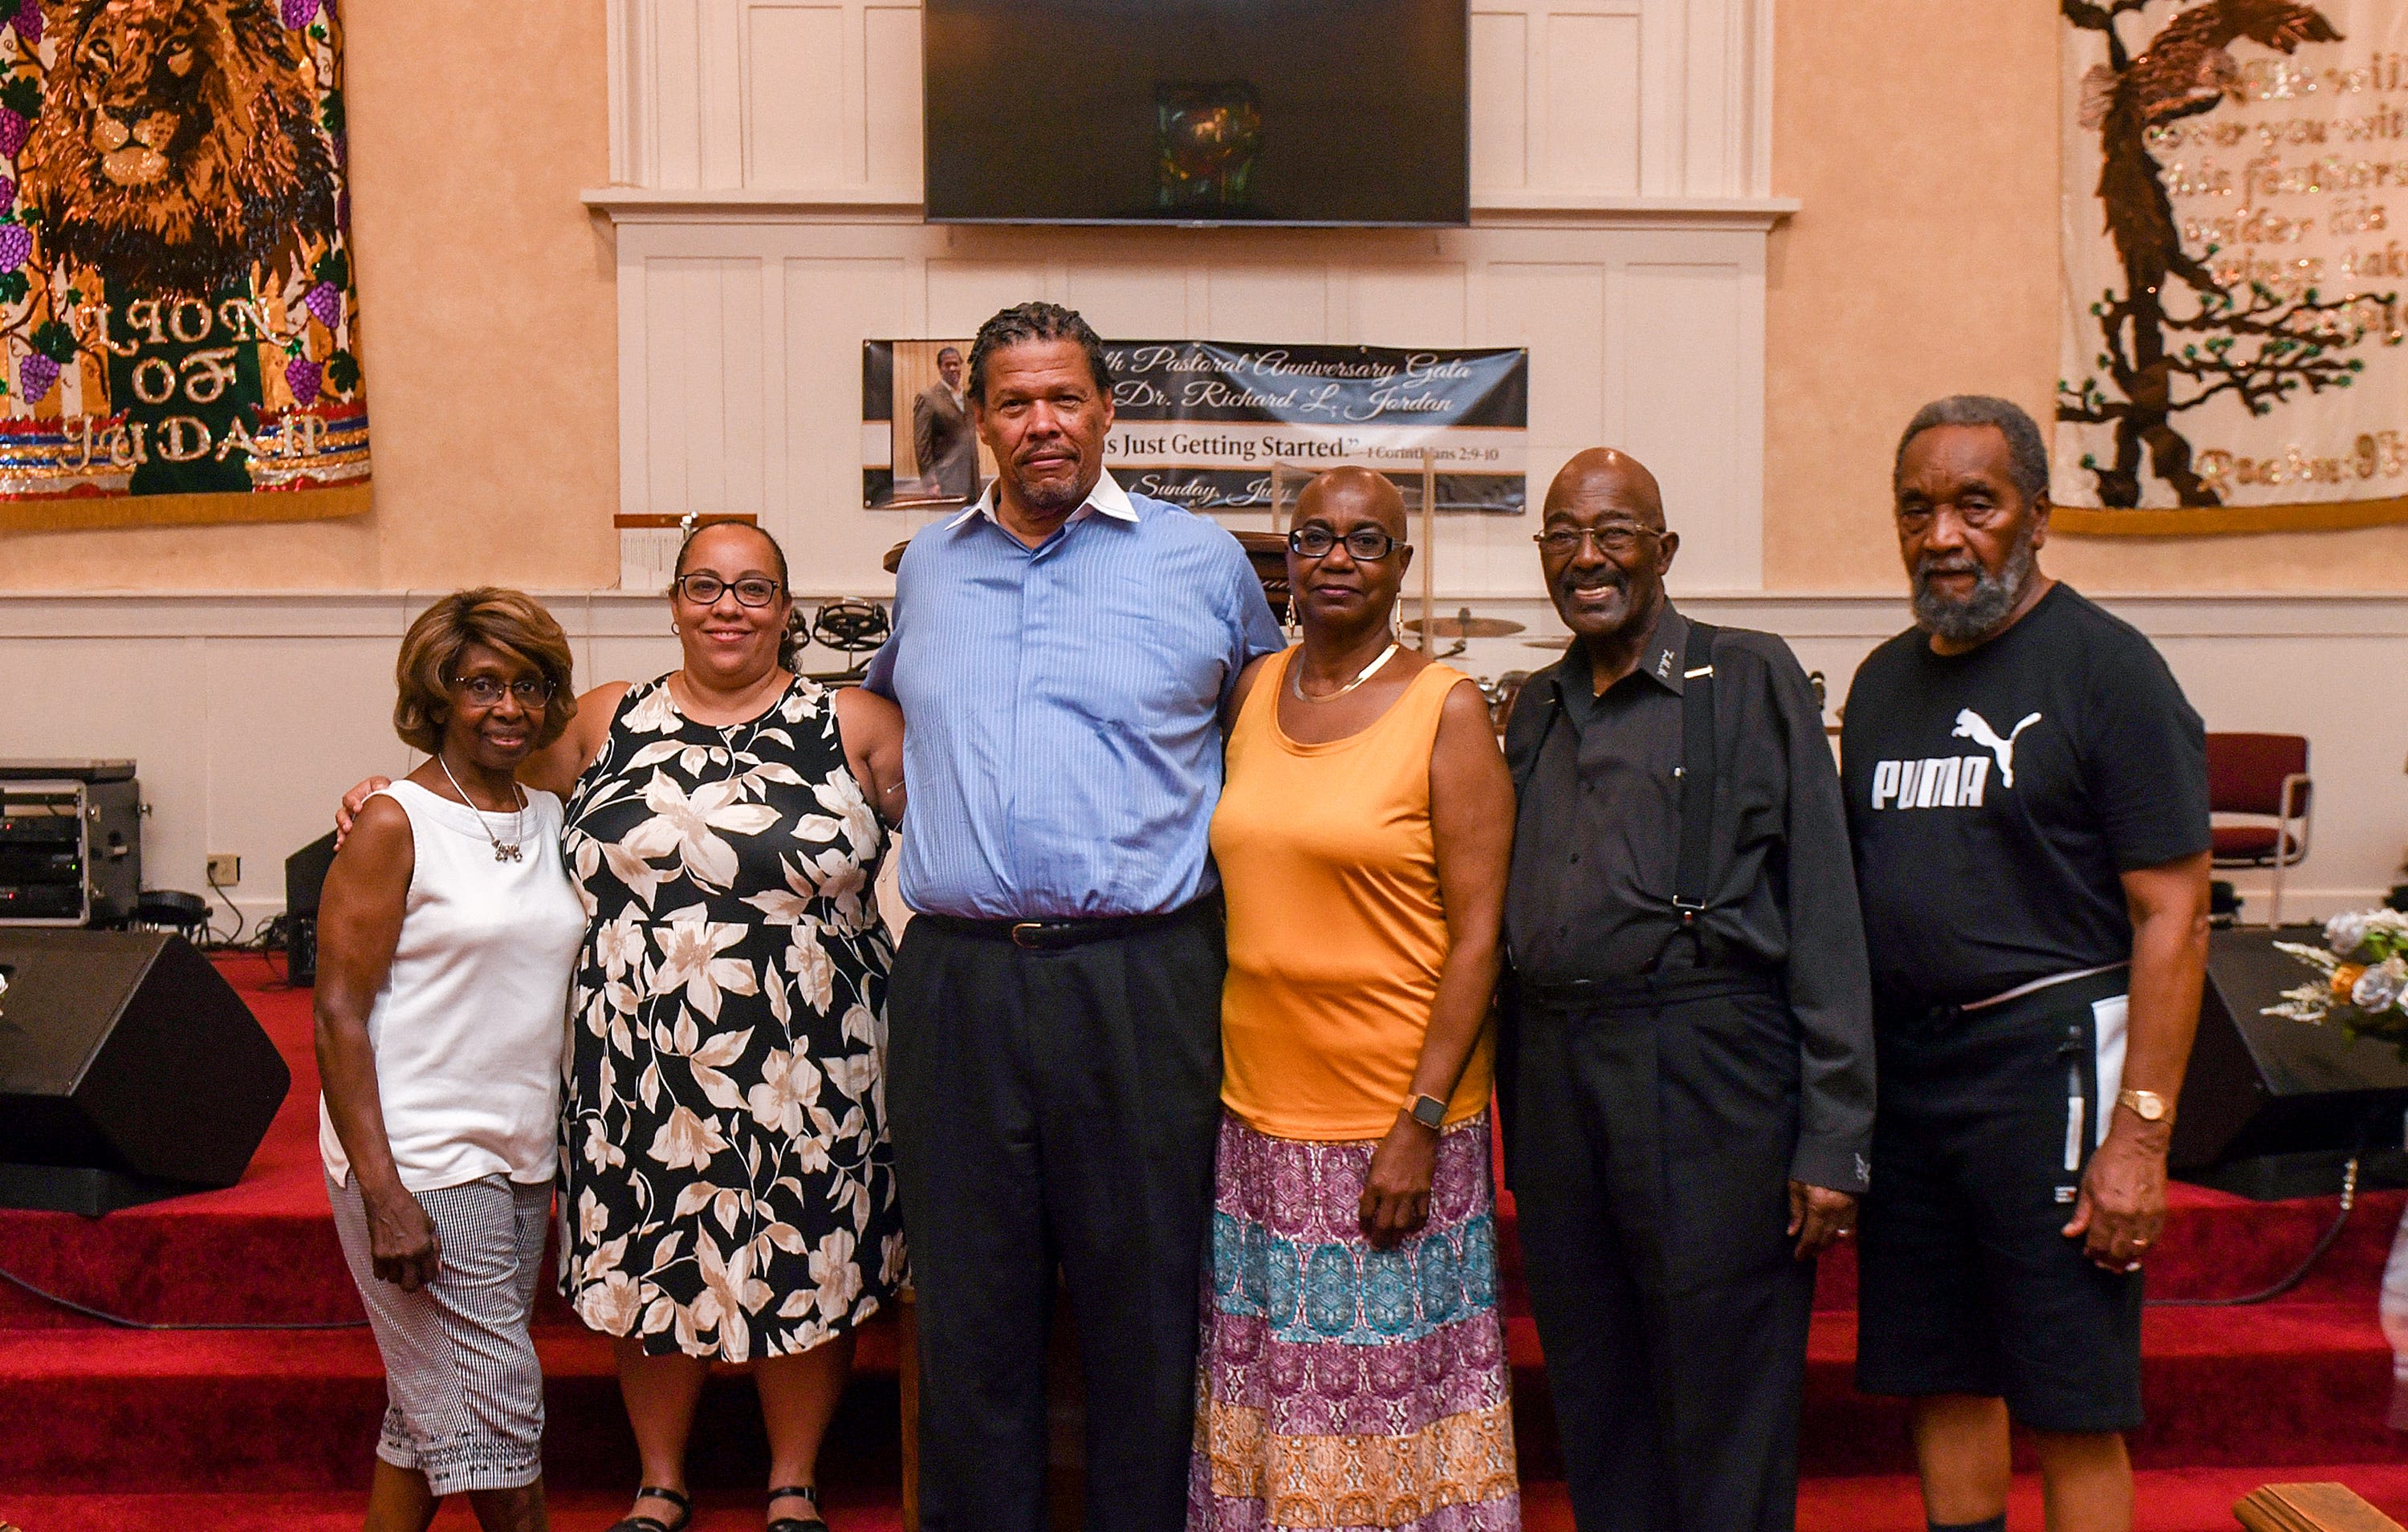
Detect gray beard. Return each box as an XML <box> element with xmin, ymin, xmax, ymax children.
<box><xmin>1013</xmin><ymin>467</ymin><xmax>1091</xmax><ymax>518</ymax></box>
<box><xmin>1911</xmin><ymin>530</ymin><xmax>2037</xmax><ymax>644</ymax></box>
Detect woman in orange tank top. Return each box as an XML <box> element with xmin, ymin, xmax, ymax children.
<box><xmin>1190</xmin><ymin>468</ymin><xmax>1519</xmax><ymax>1532</ymax></box>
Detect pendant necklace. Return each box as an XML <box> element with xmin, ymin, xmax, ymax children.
<box><xmin>1291</xmin><ymin>641</ymin><xmax>1400</xmax><ymax>703</ymax></box>
<box><xmin>437</xmin><ymin>752</ymin><xmax>527</xmax><ymax>862</ymax></box>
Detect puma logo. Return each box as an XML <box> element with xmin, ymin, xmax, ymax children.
<box><xmin>1951</xmin><ymin>709</ymin><xmax>2042</xmax><ymax>788</ymax></box>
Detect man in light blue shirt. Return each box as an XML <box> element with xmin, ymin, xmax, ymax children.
<box><xmin>864</xmin><ymin>302</ymin><xmax>1283</xmax><ymax>1532</ymax></box>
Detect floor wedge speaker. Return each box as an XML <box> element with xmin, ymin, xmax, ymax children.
<box><xmin>0</xmin><ymin>929</ymin><xmax>291</xmax><ymax>1213</ymax></box>
<box><xmin>2172</xmin><ymin>927</ymin><xmax>2408</xmax><ymax>1199</ymax></box>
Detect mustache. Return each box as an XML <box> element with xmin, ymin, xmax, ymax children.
<box><xmin>1913</xmin><ymin>554</ymin><xmax>1983</xmax><ymax>580</ymax></box>
<box><xmin>1556</xmin><ymin>567</ymin><xmax>1628</xmax><ymax>592</ymax></box>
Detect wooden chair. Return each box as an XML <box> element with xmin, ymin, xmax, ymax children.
<box><xmin>2207</xmin><ymin>732</ymin><xmax>2312</xmax><ymax>928</ymax></box>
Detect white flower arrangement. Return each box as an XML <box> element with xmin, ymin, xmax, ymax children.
<box><xmin>2266</xmin><ymin>908</ymin><xmax>2408</xmax><ymax>1052</ymax></box>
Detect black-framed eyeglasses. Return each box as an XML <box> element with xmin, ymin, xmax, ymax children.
<box><xmin>1289</xmin><ymin>526</ymin><xmax>1403</xmax><ymax>560</ymax></box>
<box><xmin>675</xmin><ymin>573</ymin><xmax>784</xmax><ymax>607</ymax></box>
<box><xmin>449</xmin><ymin>675</ymin><xmax>556</xmax><ymax>707</ymax></box>
<box><xmin>1534</xmin><ymin>525</ymin><xmax>1658</xmax><ymax>559</ymax></box>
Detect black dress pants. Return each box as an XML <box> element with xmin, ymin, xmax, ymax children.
<box><xmin>1511</xmin><ymin>968</ymin><xmax>1816</xmax><ymax>1532</ymax></box>
<box><xmin>886</xmin><ymin>908</ymin><xmax>1226</xmax><ymax>1532</ymax></box>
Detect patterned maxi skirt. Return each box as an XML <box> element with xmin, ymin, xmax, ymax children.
<box><xmin>1190</xmin><ymin>1111</ymin><xmax>1519</xmax><ymax>1531</ymax></box>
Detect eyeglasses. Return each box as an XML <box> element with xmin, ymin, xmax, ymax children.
<box><xmin>449</xmin><ymin>675</ymin><xmax>556</xmax><ymax>707</ymax></box>
<box><xmin>1289</xmin><ymin>526</ymin><xmax>1403</xmax><ymax>560</ymax></box>
<box><xmin>675</xmin><ymin>574</ymin><xmax>783</xmax><ymax>608</ymax></box>
<box><xmin>1534</xmin><ymin>525</ymin><xmax>1658</xmax><ymax>559</ymax></box>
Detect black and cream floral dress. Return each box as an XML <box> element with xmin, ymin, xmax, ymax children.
<box><xmin>558</xmin><ymin>673</ymin><xmax>904</xmax><ymax>1360</ymax></box>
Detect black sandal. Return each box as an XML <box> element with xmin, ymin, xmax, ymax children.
<box><xmin>767</xmin><ymin>1483</ymin><xmax>829</xmax><ymax>1532</ymax></box>
<box><xmin>608</xmin><ymin>1485</ymin><xmax>693</xmax><ymax>1532</ymax></box>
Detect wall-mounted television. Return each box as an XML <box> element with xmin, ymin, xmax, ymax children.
<box><xmin>922</xmin><ymin>1</ymin><xmax>1469</xmax><ymax>227</ymax></box>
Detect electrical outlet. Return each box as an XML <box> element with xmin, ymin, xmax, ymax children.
<box><xmin>207</xmin><ymin>853</ymin><xmax>241</xmax><ymax>886</ymax></box>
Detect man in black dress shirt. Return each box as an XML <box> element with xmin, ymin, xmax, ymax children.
<box><xmin>1502</xmin><ymin>447</ymin><xmax>1875</xmax><ymax>1532</ymax></box>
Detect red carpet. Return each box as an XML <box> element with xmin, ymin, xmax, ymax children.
<box><xmin>5</xmin><ymin>955</ymin><xmax>2407</xmax><ymax>1529</ymax></box>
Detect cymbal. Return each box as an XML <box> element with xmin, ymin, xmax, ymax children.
<box><xmin>1523</xmin><ymin>636</ymin><xmax>1572</xmax><ymax>651</ymax></box>
<box><xmin>1402</xmin><ymin>611</ymin><xmax>1525</xmax><ymax>639</ymax></box>
<box><xmin>882</xmin><ymin>540</ymin><xmax>909</xmax><ymax>575</ymax></box>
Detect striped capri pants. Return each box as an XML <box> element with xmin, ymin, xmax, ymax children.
<box><xmin>327</xmin><ymin>1172</ymin><xmax>551</xmax><ymax>1495</ymax></box>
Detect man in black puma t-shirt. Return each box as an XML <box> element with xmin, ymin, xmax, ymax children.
<box><xmin>1842</xmin><ymin>396</ymin><xmax>2210</xmax><ymax>1532</ymax></box>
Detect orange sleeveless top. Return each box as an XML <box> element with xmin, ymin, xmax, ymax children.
<box><xmin>1211</xmin><ymin>650</ymin><xmax>1493</xmax><ymax>1141</ymax></box>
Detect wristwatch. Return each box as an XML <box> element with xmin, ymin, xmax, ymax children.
<box><xmin>2117</xmin><ymin>1087</ymin><xmax>2172</xmax><ymax>1125</ymax></box>
<box><xmin>1406</xmin><ymin>1093</ymin><xmax>1447</xmax><ymax>1130</ymax></box>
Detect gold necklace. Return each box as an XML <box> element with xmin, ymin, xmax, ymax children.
<box><xmin>1291</xmin><ymin>641</ymin><xmax>1400</xmax><ymax>703</ymax></box>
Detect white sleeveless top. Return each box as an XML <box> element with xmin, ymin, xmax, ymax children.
<box><xmin>319</xmin><ymin>779</ymin><xmax>585</xmax><ymax>1191</ymax></box>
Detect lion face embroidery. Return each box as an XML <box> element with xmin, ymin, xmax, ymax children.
<box><xmin>19</xmin><ymin>0</ymin><xmax>338</xmax><ymax>295</ymax></box>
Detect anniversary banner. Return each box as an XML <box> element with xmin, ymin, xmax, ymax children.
<box><xmin>2056</xmin><ymin>0</ymin><xmax>2407</xmax><ymax>534</ymax></box>
<box><xmin>864</xmin><ymin>339</ymin><xmax>1527</xmax><ymax>514</ymax></box>
<box><xmin>0</xmin><ymin>0</ymin><xmax>369</xmax><ymax>531</ymax></box>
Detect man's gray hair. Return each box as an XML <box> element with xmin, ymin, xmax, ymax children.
<box><xmin>1893</xmin><ymin>395</ymin><xmax>2051</xmax><ymax>505</ymax></box>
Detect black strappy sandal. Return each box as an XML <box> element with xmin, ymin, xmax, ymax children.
<box><xmin>767</xmin><ymin>1483</ymin><xmax>830</xmax><ymax>1532</ymax></box>
<box><xmin>608</xmin><ymin>1485</ymin><xmax>693</xmax><ymax>1532</ymax></box>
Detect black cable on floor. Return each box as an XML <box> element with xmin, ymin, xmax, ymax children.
<box><xmin>0</xmin><ymin>1262</ymin><xmax>367</xmax><ymax>1331</ymax></box>
<box><xmin>2150</xmin><ymin>1153</ymin><xmax>2362</xmax><ymax>1309</ymax></box>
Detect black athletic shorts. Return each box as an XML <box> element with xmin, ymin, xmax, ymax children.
<box><xmin>1855</xmin><ymin>966</ymin><xmax>2144</xmax><ymax>1433</ymax></box>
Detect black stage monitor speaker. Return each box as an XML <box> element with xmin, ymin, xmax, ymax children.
<box><xmin>2171</xmin><ymin>927</ymin><xmax>2408</xmax><ymax>1199</ymax></box>
<box><xmin>0</xmin><ymin>929</ymin><xmax>291</xmax><ymax>1213</ymax></box>
<box><xmin>284</xmin><ymin>831</ymin><xmax>337</xmax><ymax>986</ymax></box>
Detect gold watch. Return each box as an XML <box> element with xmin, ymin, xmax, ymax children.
<box><xmin>2117</xmin><ymin>1087</ymin><xmax>2171</xmax><ymax>1125</ymax></box>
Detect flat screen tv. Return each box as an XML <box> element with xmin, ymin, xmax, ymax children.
<box><xmin>922</xmin><ymin>0</ymin><xmax>1469</xmax><ymax>227</ymax></box>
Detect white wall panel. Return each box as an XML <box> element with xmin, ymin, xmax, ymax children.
<box><xmin>1348</xmin><ymin>266</ymin><xmax>1469</xmax><ymax>347</ymax></box>
<box><xmin>1541</xmin><ymin>11</ymin><xmax>1642</xmax><ymax>193</ymax></box>
<box><xmin>924</xmin><ymin>261</ymin><xmax>1049</xmax><ymax>335</ymax></box>
<box><xmin>1469</xmin><ymin>10</ymin><xmax>1531</xmax><ymax>189</ymax></box>
<box><xmin>1060</xmin><ymin>264</ymin><xmax>1195</xmax><ymax>338</ymax></box>
<box><xmin>783</xmin><ymin>256</ymin><xmax>908</xmax><ymax>569</ymax></box>
<box><xmin>1202</xmin><ymin>268</ymin><xmax>1335</xmax><ymax>343</ymax></box>
<box><xmin>611</xmin><ymin>0</ymin><xmax>1775</xmax><ymax>201</ymax></box>
<box><xmin>1622</xmin><ymin>261</ymin><xmax>1751</xmax><ymax>588</ymax></box>
<box><xmin>641</xmin><ymin>258</ymin><xmax>767</xmax><ymax>517</ymax></box>
<box><xmin>743</xmin><ymin>5</ymin><xmax>847</xmax><ymax>186</ymax></box>
<box><xmin>601</xmin><ymin>219</ymin><xmax>1780</xmax><ymax>595</ymax></box>
<box><xmin>1486</xmin><ymin>263</ymin><xmax>1608</xmax><ymax>453</ymax></box>
<box><xmin>861</xmin><ymin>6</ymin><xmax>923</xmax><ymax>188</ymax></box>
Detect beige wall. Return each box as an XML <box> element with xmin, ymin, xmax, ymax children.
<box><xmin>4</xmin><ymin>1</ymin><xmax>2402</xmax><ymax>595</ymax></box>
<box><xmin>1766</xmin><ymin>1</ymin><xmax>2408</xmax><ymax>593</ymax></box>
<box><xmin>0</xmin><ymin>0</ymin><xmax>619</xmax><ymax>591</ymax></box>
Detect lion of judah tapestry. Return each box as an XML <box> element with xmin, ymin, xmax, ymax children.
<box><xmin>2056</xmin><ymin>0</ymin><xmax>2407</xmax><ymax>535</ymax></box>
<box><xmin>0</xmin><ymin>0</ymin><xmax>367</xmax><ymax>530</ymax></box>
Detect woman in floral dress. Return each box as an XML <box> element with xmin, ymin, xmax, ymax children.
<box><xmin>340</xmin><ymin>522</ymin><xmax>908</xmax><ymax>1532</ymax></box>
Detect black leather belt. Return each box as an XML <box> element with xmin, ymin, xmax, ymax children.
<box><xmin>913</xmin><ymin>896</ymin><xmax>1217</xmax><ymax>952</ymax></box>
<box><xmin>1522</xmin><ymin>963</ymin><xmax>1782</xmax><ymax>1012</ymax></box>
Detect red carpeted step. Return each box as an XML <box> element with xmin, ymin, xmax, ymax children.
<box><xmin>0</xmin><ymin>1323</ymin><xmax>905</xmax><ymax>1496</ymax></box>
<box><xmin>1519</xmin><ymin>1463</ymin><xmax>2408</xmax><ymax>1532</ymax></box>
<box><xmin>18</xmin><ymin>1466</ymin><xmax>2408</xmax><ymax>1532</ymax></box>
<box><xmin>1502</xmin><ymin>1305</ymin><xmax>2408</xmax><ymax>1481</ymax></box>
<box><xmin>0</xmin><ymin>1487</ymin><xmax>907</xmax><ymax>1531</ymax></box>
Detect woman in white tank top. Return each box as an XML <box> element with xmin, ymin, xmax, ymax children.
<box><xmin>315</xmin><ymin>589</ymin><xmax>587</xmax><ymax>1532</ymax></box>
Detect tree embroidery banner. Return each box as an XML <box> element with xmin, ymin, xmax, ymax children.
<box><xmin>0</xmin><ymin>0</ymin><xmax>368</xmax><ymax>531</ymax></box>
<box><xmin>2057</xmin><ymin>0</ymin><xmax>2406</xmax><ymax>534</ymax></box>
